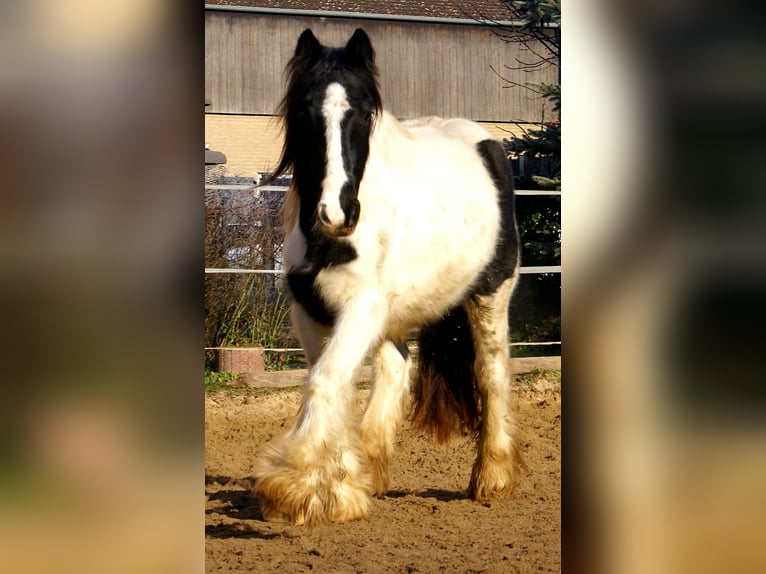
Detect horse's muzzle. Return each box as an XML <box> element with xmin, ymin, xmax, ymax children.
<box><xmin>317</xmin><ymin>199</ymin><xmax>359</xmax><ymax>237</ymax></box>
<box><xmin>319</xmin><ymin>221</ymin><xmax>356</xmax><ymax>238</ymax></box>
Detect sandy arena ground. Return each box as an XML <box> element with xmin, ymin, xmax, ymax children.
<box><xmin>205</xmin><ymin>368</ymin><xmax>560</xmax><ymax>573</ymax></box>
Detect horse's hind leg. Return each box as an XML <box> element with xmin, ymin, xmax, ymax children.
<box><xmin>361</xmin><ymin>339</ymin><xmax>411</xmax><ymax>496</ymax></box>
<box><xmin>464</xmin><ymin>276</ymin><xmax>520</xmax><ymax>501</ymax></box>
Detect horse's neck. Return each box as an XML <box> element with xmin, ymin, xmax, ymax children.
<box><xmin>373</xmin><ymin>111</ymin><xmax>412</xmax><ymax>146</ymax></box>
<box><xmin>371</xmin><ymin>111</ymin><xmax>491</xmax><ymax>156</ymax></box>
<box><xmin>367</xmin><ymin>111</ymin><xmax>412</xmax><ymax>170</ymax></box>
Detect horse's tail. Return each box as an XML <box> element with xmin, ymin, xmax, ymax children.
<box><xmin>411</xmin><ymin>306</ymin><xmax>480</xmax><ymax>443</ymax></box>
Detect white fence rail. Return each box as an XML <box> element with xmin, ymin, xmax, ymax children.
<box><xmin>204</xmin><ymin>266</ymin><xmax>560</xmax><ymax>275</ymax></box>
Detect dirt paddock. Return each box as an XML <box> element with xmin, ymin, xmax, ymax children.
<box><xmin>205</xmin><ymin>367</ymin><xmax>561</xmax><ymax>573</ymax></box>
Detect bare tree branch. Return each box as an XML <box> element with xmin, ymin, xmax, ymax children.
<box><xmin>457</xmin><ymin>0</ymin><xmax>560</xmax><ymax>73</ymax></box>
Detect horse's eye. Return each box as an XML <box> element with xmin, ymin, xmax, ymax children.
<box><xmin>363</xmin><ymin>111</ymin><xmax>374</xmax><ymax>125</ymax></box>
<box><xmin>298</xmin><ymin>104</ymin><xmax>318</xmax><ymax>119</ymax></box>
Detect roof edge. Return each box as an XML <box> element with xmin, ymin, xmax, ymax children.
<box><xmin>204</xmin><ymin>3</ymin><xmax>559</xmax><ymax>28</ymax></box>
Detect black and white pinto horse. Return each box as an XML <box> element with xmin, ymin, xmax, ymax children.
<box><xmin>253</xmin><ymin>29</ymin><xmax>521</xmax><ymax>525</ymax></box>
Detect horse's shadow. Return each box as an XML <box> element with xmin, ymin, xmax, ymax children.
<box><xmin>206</xmin><ymin>522</ymin><xmax>284</xmax><ymax>540</ymax></box>
<box><xmin>385</xmin><ymin>488</ymin><xmax>470</xmax><ymax>502</ymax></box>
<box><xmin>206</xmin><ymin>475</ymin><xmax>271</xmax><ymax>537</ymax></box>
<box><xmin>206</xmin><ymin>475</ymin><xmax>472</xmax><ymax>538</ymax></box>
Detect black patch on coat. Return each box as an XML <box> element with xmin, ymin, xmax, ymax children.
<box><xmin>286</xmin><ymin>239</ymin><xmax>358</xmax><ymax>326</ymax></box>
<box><xmin>469</xmin><ymin>139</ymin><xmax>520</xmax><ymax>297</ymax></box>
<box><xmin>287</xmin><ymin>271</ymin><xmax>335</xmax><ymax>326</ymax></box>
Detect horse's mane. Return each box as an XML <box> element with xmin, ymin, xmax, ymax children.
<box><xmin>280</xmin><ymin>181</ymin><xmax>300</xmax><ymax>234</ymax></box>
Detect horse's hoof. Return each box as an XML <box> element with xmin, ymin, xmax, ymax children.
<box><xmin>253</xmin><ymin>471</ymin><xmax>371</xmax><ymax>525</ymax></box>
<box><xmin>252</xmin><ymin>439</ymin><xmax>373</xmax><ymax>525</ymax></box>
<box><xmin>468</xmin><ymin>449</ymin><xmax>520</xmax><ymax>502</ymax></box>
<box><xmin>257</xmin><ymin>496</ymin><xmax>306</xmax><ymax>526</ymax></box>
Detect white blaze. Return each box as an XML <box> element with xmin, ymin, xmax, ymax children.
<box><xmin>320</xmin><ymin>82</ymin><xmax>351</xmax><ymax>227</ymax></box>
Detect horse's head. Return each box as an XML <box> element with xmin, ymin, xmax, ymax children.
<box><xmin>275</xmin><ymin>29</ymin><xmax>381</xmax><ymax>238</ymax></box>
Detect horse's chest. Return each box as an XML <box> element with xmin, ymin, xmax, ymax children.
<box><xmin>284</xmin><ymin>231</ymin><xmax>365</xmax><ymax>326</ymax></box>
<box><xmin>287</xmin><ymin>265</ymin><xmax>367</xmax><ymax>326</ymax></box>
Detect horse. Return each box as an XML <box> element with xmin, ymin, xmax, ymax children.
<box><xmin>252</xmin><ymin>28</ymin><xmax>521</xmax><ymax>525</ymax></box>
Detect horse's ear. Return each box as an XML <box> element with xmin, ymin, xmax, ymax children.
<box><xmin>294</xmin><ymin>29</ymin><xmax>322</xmax><ymax>64</ymax></box>
<box><xmin>345</xmin><ymin>28</ymin><xmax>376</xmax><ymax>71</ymax></box>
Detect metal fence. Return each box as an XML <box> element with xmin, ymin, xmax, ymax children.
<box><xmin>204</xmin><ymin>179</ymin><xmax>560</xmax><ymax>357</ymax></box>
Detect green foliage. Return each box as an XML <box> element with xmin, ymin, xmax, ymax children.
<box><xmin>520</xmin><ymin>209</ymin><xmax>559</xmax><ymax>237</ymax></box>
<box><xmin>514</xmin><ymin>368</ymin><xmax>561</xmax><ymax>387</ymax></box>
<box><xmin>264</xmin><ymin>350</ymin><xmax>306</xmax><ymax>372</ymax></box>
<box><xmin>508</xmin><ymin>0</ymin><xmax>561</xmax><ymax>30</ymax></box>
<box><xmin>505</xmin><ymin>119</ymin><xmax>560</xmax><ymax>160</ymax></box>
<box><xmin>512</xmin><ymin>311</ymin><xmax>560</xmax><ymax>345</ymax></box>
<box><xmin>510</xmin><ymin>273</ymin><xmax>560</xmax><ymax>351</ymax></box>
<box><xmin>517</xmin><ymin>195</ymin><xmax>561</xmax><ymax>266</ymax></box>
<box><xmin>538</xmin><ymin>83</ymin><xmax>560</xmax><ymax>112</ymax></box>
<box><xmin>206</xmin><ymin>276</ymin><xmax>293</xmax><ymax>349</ymax></box>
<box><xmin>204</xmin><ymin>370</ymin><xmax>238</xmax><ymax>392</ymax></box>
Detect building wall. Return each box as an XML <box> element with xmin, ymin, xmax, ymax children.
<box><xmin>205</xmin><ymin>114</ymin><xmax>283</xmax><ymax>178</ymax></box>
<box><xmin>205</xmin><ymin>11</ymin><xmax>558</xmax><ymax>123</ymax></box>
<box><xmin>205</xmin><ymin>113</ymin><xmax>529</xmax><ymax>178</ymax></box>
<box><xmin>205</xmin><ymin>9</ymin><xmax>558</xmax><ymax>179</ymax></box>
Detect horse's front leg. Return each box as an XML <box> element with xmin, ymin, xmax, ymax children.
<box><xmin>360</xmin><ymin>339</ymin><xmax>412</xmax><ymax>496</ymax></box>
<box><xmin>252</xmin><ymin>291</ymin><xmax>386</xmax><ymax>525</ymax></box>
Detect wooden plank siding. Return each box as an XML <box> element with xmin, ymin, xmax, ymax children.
<box><xmin>205</xmin><ymin>10</ymin><xmax>558</xmax><ymax>123</ymax></box>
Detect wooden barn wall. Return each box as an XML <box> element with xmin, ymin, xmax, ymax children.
<box><xmin>205</xmin><ymin>11</ymin><xmax>558</xmax><ymax>123</ymax></box>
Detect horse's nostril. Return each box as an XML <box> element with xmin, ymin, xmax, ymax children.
<box><xmin>317</xmin><ymin>203</ymin><xmax>330</xmax><ymax>226</ymax></box>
